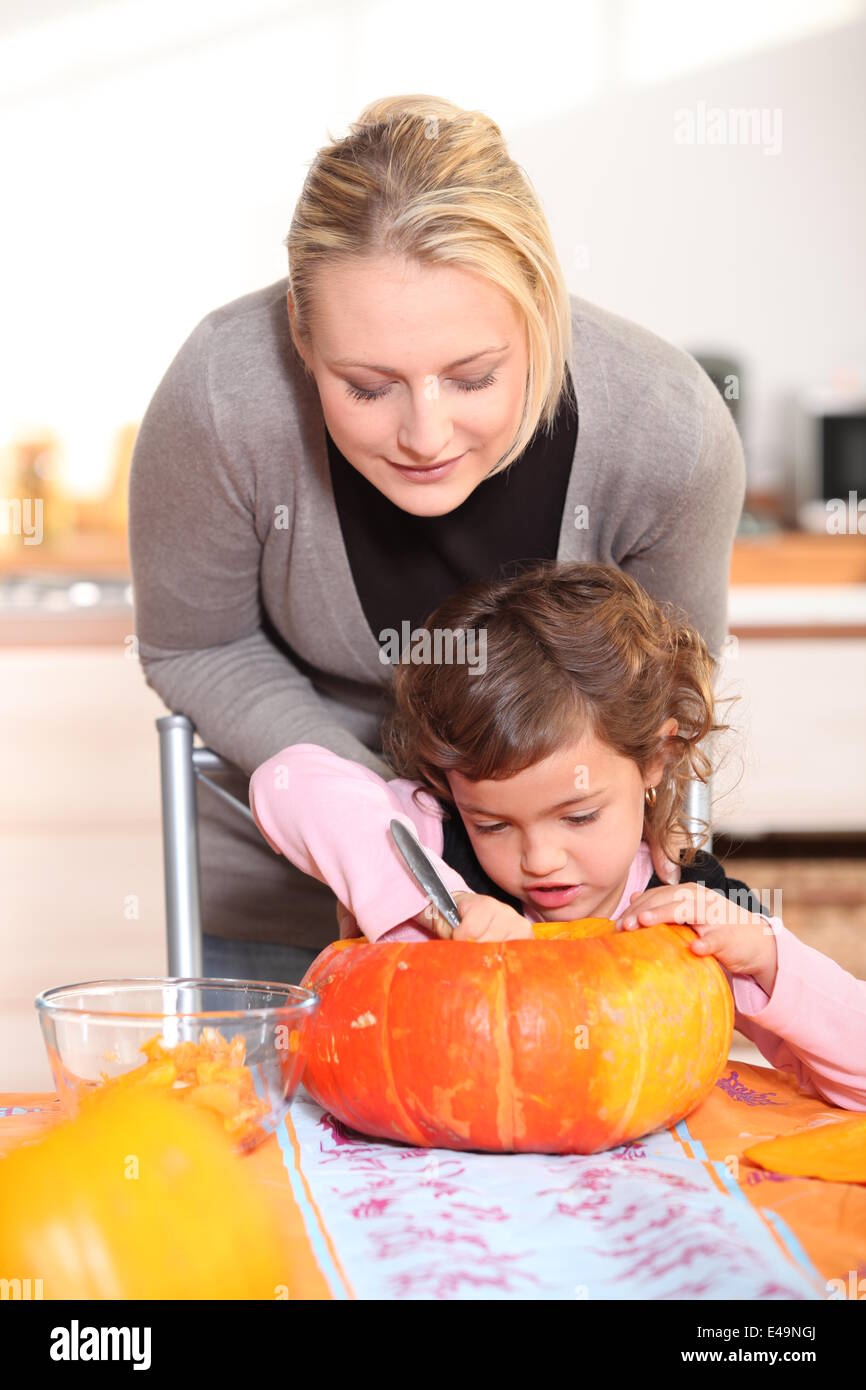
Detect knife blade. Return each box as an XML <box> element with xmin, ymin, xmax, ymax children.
<box><xmin>388</xmin><ymin>818</ymin><xmax>462</xmax><ymax>939</ymax></box>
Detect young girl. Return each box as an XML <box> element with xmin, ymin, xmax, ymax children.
<box><xmin>249</xmin><ymin>560</ymin><xmax>866</xmax><ymax>1111</ymax></box>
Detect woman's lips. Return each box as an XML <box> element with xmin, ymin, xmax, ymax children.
<box><xmin>525</xmin><ymin>884</ymin><xmax>584</xmax><ymax>908</ymax></box>
<box><xmin>387</xmin><ymin>453</ymin><xmax>464</xmax><ymax>483</ymax></box>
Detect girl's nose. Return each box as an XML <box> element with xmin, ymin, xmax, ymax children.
<box><xmin>520</xmin><ymin>838</ymin><xmax>569</xmax><ymax>878</ymax></box>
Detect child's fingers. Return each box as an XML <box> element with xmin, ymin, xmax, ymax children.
<box><xmin>432</xmin><ymin>914</ymin><xmax>455</xmax><ymax>939</ymax></box>
<box><xmin>689</xmin><ymin>926</ymin><xmax>726</xmax><ymax>952</ymax></box>
<box><xmin>453</xmin><ymin>900</ymin><xmax>513</xmax><ymax>941</ymax></box>
<box><xmin>451</xmin><ymin>898</ymin><xmax>486</xmax><ymax>939</ymax></box>
<box><xmin>418</xmin><ymin>896</ymin><xmax>457</xmax><ymax>938</ymax></box>
<box><xmin>453</xmin><ymin>919</ymin><xmax>486</xmax><ymax>941</ymax></box>
<box><xmin>450</xmin><ymin>892</ymin><xmax>481</xmax><ymax>938</ymax></box>
<box><xmin>617</xmin><ymin>890</ymin><xmax>696</xmax><ymax>930</ymax></box>
<box><xmin>617</xmin><ymin>884</ymin><xmax>747</xmax><ymax>931</ymax></box>
<box><xmin>689</xmin><ymin>925</ymin><xmax>746</xmax><ymax>962</ymax></box>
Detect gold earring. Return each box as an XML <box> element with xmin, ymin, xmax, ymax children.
<box><xmin>644</xmin><ymin>785</ymin><xmax>657</xmax><ymax>809</ymax></box>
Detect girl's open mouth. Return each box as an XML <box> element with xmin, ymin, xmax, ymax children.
<box><xmin>525</xmin><ymin>884</ymin><xmax>584</xmax><ymax>908</ymax></box>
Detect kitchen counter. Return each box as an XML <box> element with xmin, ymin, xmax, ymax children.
<box><xmin>730</xmin><ymin>530</ymin><xmax>866</xmax><ymax>585</ymax></box>
<box><xmin>3</xmin><ymin>529</ymin><xmax>866</xmax><ymax>646</ymax></box>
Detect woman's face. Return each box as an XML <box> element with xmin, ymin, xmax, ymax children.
<box><xmin>446</xmin><ymin>722</ymin><xmax>676</xmax><ymax>922</ymax></box>
<box><xmin>288</xmin><ymin>254</ymin><xmax>529</xmax><ymax>516</ymax></box>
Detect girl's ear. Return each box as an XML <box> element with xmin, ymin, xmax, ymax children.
<box><xmin>645</xmin><ymin>716</ymin><xmax>679</xmax><ymax>786</ymax></box>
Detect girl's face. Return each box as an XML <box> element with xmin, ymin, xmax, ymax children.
<box><xmin>287</xmin><ymin>253</ymin><xmax>529</xmax><ymax>517</ymax></box>
<box><xmin>447</xmin><ymin>722</ymin><xmax>677</xmax><ymax>922</ymax></box>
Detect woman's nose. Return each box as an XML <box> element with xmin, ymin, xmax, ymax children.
<box><xmin>397</xmin><ymin>386</ymin><xmax>457</xmax><ymax>460</ymax></box>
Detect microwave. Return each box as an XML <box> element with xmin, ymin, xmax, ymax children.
<box><xmin>794</xmin><ymin>387</ymin><xmax>866</xmax><ymax>533</ymax></box>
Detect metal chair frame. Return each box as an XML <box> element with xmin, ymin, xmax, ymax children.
<box><xmin>157</xmin><ymin>714</ymin><xmax>251</xmax><ymax>976</ymax></box>
<box><xmin>157</xmin><ymin>713</ymin><xmax>713</xmax><ymax>975</ymax></box>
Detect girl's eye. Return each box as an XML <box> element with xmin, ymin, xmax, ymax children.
<box><xmin>474</xmin><ymin>811</ymin><xmax>600</xmax><ymax>835</ymax></box>
<box><xmin>345</xmin><ymin>371</ymin><xmax>499</xmax><ymax>403</ymax></box>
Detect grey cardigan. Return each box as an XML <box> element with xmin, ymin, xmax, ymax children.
<box><xmin>128</xmin><ymin>277</ymin><xmax>745</xmax><ymax>947</ymax></box>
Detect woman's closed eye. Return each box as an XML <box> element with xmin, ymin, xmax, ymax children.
<box><xmin>474</xmin><ymin>810</ymin><xmax>600</xmax><ymax>834</ymax></box>
<box><xmin>345</xmin><ymin>372</ymin><xmax>499</xmax><ymax>403</ymax></box>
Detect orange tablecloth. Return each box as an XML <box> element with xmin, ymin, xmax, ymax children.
<box><xmin>2</xmin><ymin>1061</ymin><xmax>864</xmax><ymax>1300</ymax></box>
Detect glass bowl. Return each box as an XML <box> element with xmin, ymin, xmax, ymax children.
<box><xmin>35</xmin><ymin>977</ymin><xmax>320</xmax><ymax>1155</ymax></box>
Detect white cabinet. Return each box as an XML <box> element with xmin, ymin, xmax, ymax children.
<box><xmin>712</xmin><ymin>633</ymin><xmax>866</xmax><ymax>834</ymax></box>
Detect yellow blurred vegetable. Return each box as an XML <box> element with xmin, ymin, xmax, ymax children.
<box><xmin>0</xmin><ymin>1085</ymin><xmax>292</xmax><ymax>1299</ymax></box>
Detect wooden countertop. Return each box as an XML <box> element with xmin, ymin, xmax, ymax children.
<box><xmin>729</xmin><ymin>531</ymin><xmax>866</xmax><ymax>585</ymax></box>
<box><xmin>0</xmin><ymin>532</ymin><xmax>130</xmax><ymax>576</ymax></box>
<box><xmin>3</xmin><ymin>530</ymin><xmax>866</xmax><ymax>645</ymax></box>
<box><xmin>4</xmin><ymin>529</ymin><xmax>865</xmax><ymax>580</ymax></box>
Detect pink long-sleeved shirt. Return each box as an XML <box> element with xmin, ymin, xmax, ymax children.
<box><xmin>249</xmin><ymin>743</ymin><xmax>866</xmax><ymax>1111</ymax></box>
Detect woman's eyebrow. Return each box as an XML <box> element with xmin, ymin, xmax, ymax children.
<box><xmin>329</xmin><ymin>343</ymin><xmax>509</xmax><ymax>374</ymax></box>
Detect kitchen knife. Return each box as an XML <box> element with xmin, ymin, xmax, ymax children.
<box><xmin>388</xmin><ymin>818</ymin><xmax>462</xmax><ymax>939</ymax></box>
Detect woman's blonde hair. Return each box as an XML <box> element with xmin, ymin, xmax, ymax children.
<box><xmin>283</xmin><ymin>94</ymin><xmax>575</xmax><ymax>476</ymax></box>
<box><xmin>381</xmin><ymin>561</ymin><xmax>739</xmax><ymax>867</ymax></box>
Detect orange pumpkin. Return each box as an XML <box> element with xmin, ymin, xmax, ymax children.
<box><xmin>299</xmin><ymin>918</ymin><xmax>733</xmax><ymax>1154</ymax></box>
<box><xmin>0</xmin><ymin>1084</ymin><xmax>292</xmax><ymax>1299</ymax></box>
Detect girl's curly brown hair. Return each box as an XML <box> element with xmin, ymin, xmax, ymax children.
<box><xmin>380</xmin><ymin>559</ymin><xmax>737</xmax><ymax>867</ymax></box>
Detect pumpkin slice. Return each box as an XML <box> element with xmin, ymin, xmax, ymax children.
<box><xmin>744</xmin><ymin>1116</ymin><xmax>866</xmax><ymax>1184</ymax></box>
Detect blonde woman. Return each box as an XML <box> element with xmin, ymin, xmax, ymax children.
<box><xmin>129</xmin><ymin>94</ymin><xmax>745</xmax><ymax>984</ymax></box>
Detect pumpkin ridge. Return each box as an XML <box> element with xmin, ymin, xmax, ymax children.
<box><xmin>602</xmin><ymin>931</ymin><xmax>649</xmax><ymax>1147</ymax></box>
<box><xmin>378</xmin><ymin>944</ymin><xmax>428</xmax><ymax>1147</ymax></box>
<box><xmin>313</xmin><ymin>950</ymin><xmax>377</xmax><ymax>1133</ymax></box>
<box><xmin>495</xmin><ymin>948</ymin><xmax>515</xmax><ymax>1150</ymax></box>
<box><xmin>685</xmin><ymin>928</ymin><xmax>709</xmax><ymax>1111</ymax></box>
<box><xmin>661</xmin><ymin>926</ymin><xmax>706</xmax><ymax>1126</ymax></box>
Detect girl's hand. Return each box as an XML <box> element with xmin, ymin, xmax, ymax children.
<box><xmin>613</xmin><ymin>882</ymin><xmax>778</xmax><ymax>992</ymax></box>
<box><xmin>449</xmin><ymin>892</ymin><xmax>534</xmax><ymax>942</ymax></box>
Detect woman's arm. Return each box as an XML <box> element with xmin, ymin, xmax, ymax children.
<box><xmin>617</xmin><ymin>364</ymin><xmax>746</xmax><ymax>665</ymax></box>
<box><xmin>725</xmin><ymin>917</ymin><xmax>866</xmax><ymax>1111</ymax></box>
<box><xmin>249</xmin><ymin>743</ymin><xmax>472</xmax><ymax>941</ymax></box>
<box><xmin>129</xmin><ymin>319</ymin><xmax>393</xmax><ymax>781</ymax></box>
